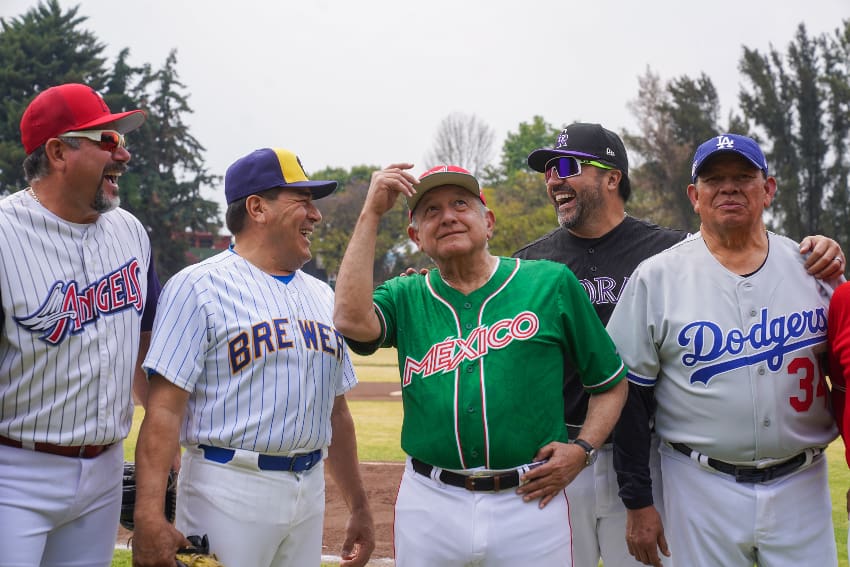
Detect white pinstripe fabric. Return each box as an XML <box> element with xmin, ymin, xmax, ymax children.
<box><xmin>0</xmin><ymin>190</ymin><xmax>152</xmax><ymax>446</ymax></box>
<box><xmin>144</xmin><ymin>250</ymin><xmax>356</xmax><ymax>454</ymax></box>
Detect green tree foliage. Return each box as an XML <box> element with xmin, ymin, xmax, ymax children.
<box><xmin>0</xmin><ymin>1</ymin><xmax>221</xmax><ymax>282</ymax></box>
<box><xmin>739</xmin><ymin>22</ymin><xmax>849</xmax><ymax>242</ymax></box>
<box><xmin>486</xmin><ymin>170</ymin><xmax>554</xmax><ymax>256</ymax></box>
<box><xmin>820</xmin><ymin>21</ymin><xmax>850</xmax><ymax>248</ymax></box>
<box><xmin>496</xmin><ymin>115</ymin><xmax>560</xmax><ymax>181</ymax></box>
<box><xmin>311</xmin><ymin>165</ymin><xmax>430</xmax><ymax>284</ymax></box>
<box><xmin>624</xmin><ymin>69</ymin><xmax>733</xmax><ymax>232</ymax></box>
<box><xmin>0</xmin><ymin>0</ymin><xmax>106</xmax><ymax>193</ymax></box>
<box><xmin>479</xmin><ymin>116</ymin><xmax>559</xmax><ymax>254</ymax></box>
<box><xmin>118</xmin><ymin>50</ymin><xmax>221</xmax><ymax>282</ymax></box>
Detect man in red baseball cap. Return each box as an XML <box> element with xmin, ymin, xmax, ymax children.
<box><xmin>19</xmin><ymin>82</ymin><xmax>146</xmax><ymax>220</ymax></box>
<box><xmin>0</xmin><ymin>83</ymin><xmax>160</xmax><ymax>566</ymax></box>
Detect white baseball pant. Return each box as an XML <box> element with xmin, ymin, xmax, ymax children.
<box><xmin>0</xmin><ymin>441</ymin><xmax>123</xmax><ymax>567</ymax></box>
<box><xmin>176</xmin><ymin>445</ymin><xmax>325</xmax><ymax>567</ymax></box>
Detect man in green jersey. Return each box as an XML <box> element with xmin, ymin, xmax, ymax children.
<box><xmin>334</xmin><ymin>163</ymin><xmax>628</xmax><ymax>567</ymax></box>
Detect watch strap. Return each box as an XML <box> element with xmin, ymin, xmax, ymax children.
<box><xmin>573</xmin><ymin>438</ymin><xmax>595</xmax><ymax>454</ymax></box>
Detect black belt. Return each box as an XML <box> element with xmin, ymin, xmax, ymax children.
<box><xmin>199</xmin><ymin>445</ymin><xmax>322</xmax><ymax>472</ymax></box>
<box><xmin>411</xmin><ymin>458</ymin><xmax>544</xmax><ymax>492</ymax></box>
<box><xmin>670</xmin><ymin>443</ymin><xmax>813</xmax><ymax>483</ymax></box>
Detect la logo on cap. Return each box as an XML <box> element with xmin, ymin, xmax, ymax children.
<box><xmin>715</xmin><ymin>135</ymin><xmax>736</xmax><ymax>150</ymax></box>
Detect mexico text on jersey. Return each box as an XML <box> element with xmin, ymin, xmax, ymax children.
<box><xmin>371</xmin><ymin>257</ymin><xmax>626</xmax><ymax>471</ymax></box>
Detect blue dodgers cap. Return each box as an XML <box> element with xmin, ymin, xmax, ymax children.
<box><xmin>691</xmin><ymin>134</ymin><xmax>768</xmax><ymax>183</ymax></box>
<box><xmin>224</xmin><ymin>148</ymin><xmax>338</xmax><ymax>204</ymax></box>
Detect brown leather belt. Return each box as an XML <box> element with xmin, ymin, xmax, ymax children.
<box><xmin>0</xmin><ymin>434</ymin><xmax>113</xmax><ymax>459</ymax></box>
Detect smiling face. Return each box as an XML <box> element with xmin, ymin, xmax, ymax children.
<box><xmin>260</xmin><ymin>187</ymin><xmax>323</xmax><ymax>271</ymax></box>
<box><xmin>545</xmin><ymin>161</ymin><xmax>609</xmax><ymax>230</ymax></box>
<box><xmin>408</xmin><ymin>185</ymin><xmax>493</xmax><ymax>264</ymax></box>
<box><xmin>63</xmin><ymin>134</ymin><xmax>131</xmax><ymax>215</ymax></box>
<box><xmin>688</xmin><ymin>153</ymin><xmax>776</xmax><ymax>235</ymax></box>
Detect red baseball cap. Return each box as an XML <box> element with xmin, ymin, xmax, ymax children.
<box><xmin>20</xmin><ymin>83</ymin><xmax>146</xmax><ymax>154</ymax></box>
<box><xmin>407</xmin><ymin>165</ymin><xmax>485</xmax><ymax>217</ymax></box>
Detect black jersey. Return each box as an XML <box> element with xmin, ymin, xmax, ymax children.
<box><xmin>513</xmin><ymin>215</ymin><xmax>686</xmax><ymax>432</ymax></box>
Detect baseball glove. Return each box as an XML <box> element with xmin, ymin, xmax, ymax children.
<box><xmin>120</xmin><ymin>461</ymin><xmax>177</xmax><ymax>531</ymax></box>
<box><xmin>176</xmin><ymin>534</ymin><xmax>226</xmax><ymax>567</ymax></box>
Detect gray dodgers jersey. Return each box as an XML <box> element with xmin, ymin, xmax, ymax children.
<box><xmin>608</xmin><ymin>232</ymin><xmax>838</xmax><ymax>463</ymax></box>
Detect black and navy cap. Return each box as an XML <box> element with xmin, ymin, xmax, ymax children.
<box><xmin>527</xmin><ymin>122</ymin><xmax>630</xmax><ymax>197</ymax></box>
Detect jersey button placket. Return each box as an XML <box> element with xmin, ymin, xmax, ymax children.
<box><xmin>82</xmin><ymin>225</ymin><xmax>110</xmax><ymax>425</ymax></box>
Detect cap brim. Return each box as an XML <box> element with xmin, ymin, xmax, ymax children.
<box><xmin>527</xmin><ymin>148</ymin><xmax>600</xmax><ymax>172</ymax></box>
<box><xmin>283</xmin><ymin>179</ymin><xmax>339</xmax><ymax>200</ymax></box>
<box><xmin>692</xmin><ymin>149</ymin><xmax>766</xmax><ymax>182</ymax></box>
<box><xmin>75</xmin><ymin>109</ymin><xmax>147</xmax><ymax>135</ymax></box>
<box><xmin>408</xmin><ymin>172</ymin><xmax>481</xmax><ymax>213</ymax></box>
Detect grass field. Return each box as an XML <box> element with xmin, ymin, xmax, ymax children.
<box><xmin>349</xmin><ymin>347</ymin><xmax>401</xmax><ymax>383</ymax></box>
<box><xmin>115</xmin><ymin>348</ymin><xmax>850</xmax><ymax>566</ymax></box>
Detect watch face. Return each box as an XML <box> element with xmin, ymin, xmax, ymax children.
<box><xmin>586</xmin><ymin>449</ymin><xmax>598</xmax><ymax>466</ymax></box>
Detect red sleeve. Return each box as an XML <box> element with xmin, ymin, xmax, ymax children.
<box><xmin>828</xmin><ymin>281</ymin><xmax>850</xmax><ymax>467</ymax></box>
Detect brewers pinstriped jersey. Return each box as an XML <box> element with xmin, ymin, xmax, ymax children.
<box><xmin>143</xmin><ymin>249</ymin><xmax>356</xmax><ymax>454</ymax></box>
<box><xmin>0</xmin><ymin>190</ymin><xmax>157</xmax><ymax>446</ymax></box>
<box><xmin>608</xmin><ymin>232</ymin><xmax>838</xmax><ymax>463</ymax></box>
<box><xmin>356</xmin><ymin>256</ymin><xmax>626</xmax><ymax>471</ymax></box>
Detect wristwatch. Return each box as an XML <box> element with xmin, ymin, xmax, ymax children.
<box><xmin>573</xmin><ymin>438</ymin><xmax>598</xmax><ymax>467</ymax></box>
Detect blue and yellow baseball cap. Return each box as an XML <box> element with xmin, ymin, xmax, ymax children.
<box><xmin>224</xmin><ymin>148</ymin><xmax>338</xmax><ymax>204</ymax></box>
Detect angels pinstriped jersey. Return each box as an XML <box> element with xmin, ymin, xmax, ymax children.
<box><xmin>352</xmin><ymin>256</ymin><xmax>626</xmax><ymax>471</ymax></box>
<box><xmin>608</xmin><ymin>232</ymin><xmax>838</xmax><ymax>463</ymax></box>
<box><xmin>143</xmin><ymin>249</ymin><xmax>357</xmax><ymax>454</ymax></box>
<box><xmin>0</xmin><ymin>190</ymin><xmax>158</xmax><ymax>446</ymax></box>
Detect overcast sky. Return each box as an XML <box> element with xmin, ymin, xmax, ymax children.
<box><xmin>2</xmin><ymin>1</ymin><xmax>849</xmax><ymax>214</ymax></box>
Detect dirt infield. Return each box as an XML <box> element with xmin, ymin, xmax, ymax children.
<box><xmin>117</xmin><ymin>382</ymin><xmax>403</xmax><ymax>564</ymax></box>
<box><xmin>322</xmin><ymin>462</ymin><xmax>402</xmax><ymax>563</ymax></box>
<box><xmin>323</xmin><ymin>381</ymin><xmax>400</xmax><ymax>562</ymax></box>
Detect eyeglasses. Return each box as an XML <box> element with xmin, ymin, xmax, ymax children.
<box><xmin>544</xmin><ymin>156</ymin><xmax>614</xmax><ymax>181</ymax></box>
<box><xmin>59</xmin><ymin>130</ymin><xmax>126</xmax><ymax>153</ymax></box>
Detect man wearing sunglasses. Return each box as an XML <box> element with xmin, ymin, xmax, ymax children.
<box><xmin>0</xmin><ymin>83</ymin><xmax>161</xmax><ymax>566</ymax></box>
<box><xmin>514</xmin><ymin>123</ymin><xmax>844</xmax><ymax>567</ymax></box>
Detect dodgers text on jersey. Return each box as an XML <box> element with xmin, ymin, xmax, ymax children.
<box><xmin>678</xmin><ymin>307</ymin><xmax>828</xmax><ymax>385</ymax></box>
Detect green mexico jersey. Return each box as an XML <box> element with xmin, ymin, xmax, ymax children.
<box><xmin>370</xmin><ymin>256</ymin><xmax>626</xmax><ymax>470</ymax></box>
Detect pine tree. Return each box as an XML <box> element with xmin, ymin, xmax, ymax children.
<box><xmin>0</xmin><ymin>0</ymin><xmax>106</xmax><ymax>193</ymax></box>
<box><xmin>119</xmin><ymin>50</ymin><xmax>221</xmax><ymax>281</ymax></box>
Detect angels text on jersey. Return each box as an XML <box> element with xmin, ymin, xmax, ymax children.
<box><xmin>14</xmin><ymin>259</ymin><xmax>144</xmax><ymax>345</ymax></box>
